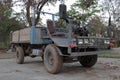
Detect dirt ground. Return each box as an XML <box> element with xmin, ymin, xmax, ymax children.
<box><xmin>0</xmin><ymin>49</ymin><xmax>120</xmax><ymax>80</ymax></box>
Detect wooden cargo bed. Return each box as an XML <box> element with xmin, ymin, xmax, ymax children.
<box><xmin>10</xmin><ymin>27</ymin><xmax>50</xmax><ymax>44</ymax></box>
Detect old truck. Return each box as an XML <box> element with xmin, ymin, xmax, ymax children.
<box><xmin>10</xmin><ymin>4</ymin><xmax>111</xmax><ymax>74</ymax></box>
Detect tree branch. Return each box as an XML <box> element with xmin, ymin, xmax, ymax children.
<box><xmin>26</xmin><ymin>0</ymin><xmax>32</xmax><ymax>26</ymax></box>
<box><xmin>35</xmin><ymin>0</ymin><xmax>49</xmax><ymax>25</ymax></box>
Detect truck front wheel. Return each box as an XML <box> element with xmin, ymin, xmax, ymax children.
<box><xmin>78</xmin><ymin>55</ymin><xmax>97</xmax><ymax>68</ymax></box>
<box><xmin>44</xmin><ymin>44</ymin><xmax>63</xmax><ymax>74</ymax></box>
<box><xmin>16</xmin><ymin>47</ymin><xmax>24</xmax><ymax>64</ymax></box>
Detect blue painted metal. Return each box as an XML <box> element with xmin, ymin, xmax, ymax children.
<box><xmin>30</xmin><ymin>26</ymin><xmax>52</xmax><ymax>44</ymax></box>
<box><xmin>31</xmin><ymin>9</ymin><xmax>36</xmax><ymax>44</ymax></box>
<box><xmin>35</xmin><ymin>10</ymin><xmax>58</xmax><ymax>26</ymax></box>
<box><xmin>30</xmin><ymin>26</ymin><xmax>36</xmax><ymax>44</ymax></box>
<box><xmin>30</xmin><ymin>10</ymin><xmax>58</xmax><ymax>44</ymax></box>
<box><xmin>32</xmin><ymin>9</ymin><xmax>35</xmax><ymax>27</ymax></box>
<box><xmin>33</xmin><ymin>39</ymin><xmax>52</xmax><ymax>44</ymax></box>
<box><xmin>52</xmin><ymin>14</ymin><xmax>55</xmax><ymax>26</ymax></box>
<box><xmin>36</xmin><ymin>10</ymin><xmax>58</xmax><ymax>16</ymax></box>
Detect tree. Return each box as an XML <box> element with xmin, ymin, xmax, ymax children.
<box><xmin>0</xmin><ymin>0</ymin><xmax>12</xmax><ymax>8</ymax></box>
<box><xmin>67</xmin><ymin>0</ymin><xmax>99</xmax><ymax>26</ymax></box>
<box><xmin>13</xmin><ymin>0</ymin><xmax>65</xmax><ymax>27</ymax></box>
<box><xmin>0</xmin><ymin>2</ymin><xmax>24</xmax><ymax>48</ymax></box>
<box><xmin>87</xmin><ymin>16</ymin><xmax>106</xmax><ymax>37</ymax></box>
<box><xmin>101</xmin><ymin>0</ymin><xmax>120</xmax><ymax>37</ymax></box>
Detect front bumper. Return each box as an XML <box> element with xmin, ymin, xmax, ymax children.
<box><xmin>67</xmin><ymin>50</ymin><xmax>112</xmax><ymax>57</ymax></box>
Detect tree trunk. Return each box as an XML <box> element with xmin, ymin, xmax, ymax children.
<box><xmin>107</xmin><ymin>16</ymin><xmax>111</xmax><ymax>37</ymax></box>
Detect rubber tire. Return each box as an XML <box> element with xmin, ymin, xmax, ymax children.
<box><xmin>16</xmin><ymin>47</ymin><xmax>24</xmax><ymax>64</ymax></box>
<box><xmin>44</xmin><ymin>44</ymin><xmax>63</xmax><ymax>74</ymax></box>
<box><xmin>78</xmin><ymin>55</ymin><xmax>97</xmax><ymax>68</ymax></box>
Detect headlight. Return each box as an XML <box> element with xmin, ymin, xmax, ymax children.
<box><xmin>71</xmin><ymin>39</ymin><xmax>77</xmax><ymax>45</ymax></box>
<box><xmin>72</xmin><ymin>39</ymin><xmax>76</xmax><ymax>42</ymax></box>
<box><xmin>91</xmin><ymin>39</ymin><xmax>95</xmax><ymax>43</ymax></box>
<box><xmin>104</xmin><ymin>40</ymin><xmax>110</xmax><ymax>44</ymax></box>
<box><xmin>78</xmin><ymin>39</ymin><xmax>83</xmax><ymax>44</ymax></box>
<box><xmin>84</xmin><ymin>39</ymin><xmax>89</xmax><ymax>44</ymax></box>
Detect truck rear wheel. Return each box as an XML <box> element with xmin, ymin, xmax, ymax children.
<box><xmin>78</xmin><ymin>55</ymin><xmax>97</xmax><ymax>68</ymax></box>
<box><xmin>16</xmin><ymin>47</ymin><xmax>24</xmax><ymax>64</ymax></box>
<box><xmin>44</xmin><ymin>44</ymin><xmax>63</xmax><ymax>74</ymax></box>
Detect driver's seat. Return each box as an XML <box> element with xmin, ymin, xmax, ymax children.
<box><xmin>47</xmin><ymin>20</ymin><xmax>66</xmax><ymax>37</ymax></box>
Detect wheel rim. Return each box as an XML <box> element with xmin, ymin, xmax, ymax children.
<box><xmin>44</xmin><ymin>44</ymin><xmax>63</xmax><ymax>74</ymax></box>
<box><xmin>16</xmin><ymin>51</ymin><xmax>19</xmax><ymax>59</ymax></box>
<box><xmin>16</xmin><ymin>51</ymin><xmax>19</xmax><ymax>63</ymax></box>
<box><xmin>47</xmin><ymin>52</ymin><xmax>54</xmax><ymax>67</ymax></box>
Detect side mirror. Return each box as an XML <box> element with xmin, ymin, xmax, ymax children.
<box><xmin>59</xmin><ymin>4</ymin><xmax>67</xmax><ymax>20</ymax></box>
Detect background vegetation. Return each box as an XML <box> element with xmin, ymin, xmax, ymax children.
<box><xmin>0</xmin><ymin>1</ymin><xmax>24</xmax><ymax>49</ymax></box>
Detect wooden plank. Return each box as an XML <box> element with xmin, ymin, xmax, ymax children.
<box><xmin>19</xmin><ymin>28</ymin><xmax>30</xmax><ymax>43</ymax></box>
<box><xmin>12</xmin><ymin>28</ymin><xmax>30</xmax><ymax>43</ymax></box>
<box><xmin>12</xmin><ymin>30</ymin><xmax>19</xmax><ymax>43</ymax></box>
<box><xmin>11</xmin><ymin>27</ymin><xmax>47</xmax><ymax>44</ymax></box>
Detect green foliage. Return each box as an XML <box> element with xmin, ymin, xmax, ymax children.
<box><xmin>55</xmin><ymin>19</ymin><xmax>67</xmax><ymax>28</ymax></box>
<box><xmin>87</xmin><ymin>16</ymin><xmax>106</xmax><ymax>36</ymax></box>
<box><xmin>68</xmin><ymin>0</ymin><xmax>100</xmax><ymax>26</ymax></box>
<box><xmin>73</xmin><ymin>0</ymin><xmax>98</xmax><ymax>10</ymax></box>
<box><xmin>0</xmin><ymin>3</ymin><xmax>23</xmax><ymax>49</ymax></box>
<box><xmin>99</xmin><ymin>53</ymin><xmax>120</xmax><ymax>59</ymax></box>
